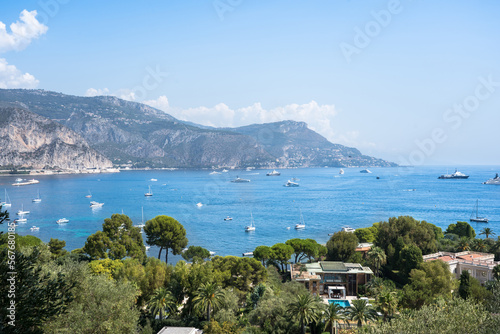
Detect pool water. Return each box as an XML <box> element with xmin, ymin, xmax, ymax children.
<box><xmin>328</xmin><ymin>299</ymin><xmax>350</xmax><ymax>307</ymax></box>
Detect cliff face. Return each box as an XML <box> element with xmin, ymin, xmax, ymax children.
<box><xmin>0</xmin><ymin>89</ymin><xmax>397</xmax><ymax>168</ymax></box>
<box><xmin>0</xmin><ymin>105</ymin><xmax>113</xmax><ymax>170</ymax></box>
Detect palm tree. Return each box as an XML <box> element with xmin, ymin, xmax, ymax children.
<box><xmin>345</xmin><ymin>299</ymin><xmax>378</xmax><ymax>328</ymax></box>
<box><xmin>287</xmin><ymin>293</ymin><xmax>322</xmax><ymax>334</ymax></box>
<box><xmin>471</xmin><ymin>238</ymin><xmax>486</xmax><ymax>252</ymax></box>
<box><xmin>480</xmin><ymin>227</ymin><xmax>495</xmax><ymax>239</ymax></box>
<box><xmin>367</xmin><ymin>246</ymin><xmax>387</xmax><ymax>277</ymax></box>
<box><xmin>457</xmin><ymin>237</ymin><xmax>471</xmax><ymax>252</ymax></box>
<box><xmin>323</xmin><ymin>302</ymin><xmax>344</xmax><ymax>334</ymax></box>
<box><xmin>148</xmin><ymin>287</ymin><xmax>176</xmax><ymax>320</ymax></box>
<box><xmin>376</xmin><ymin>290</ymin><xmax>398</xmax><ymax>322</ymax></box>
<box><xmin>192</xmin><ymin>282</ymin><xmax>224</xmax><ymax>322</ymax></box>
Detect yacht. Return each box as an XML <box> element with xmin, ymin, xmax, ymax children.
<box><xmin>438</xmin><ymin>169</ymin><xmax>469</xmax><ymax>179</ymax></box>
<box><xmin>56</xmin><ymin>218</ymin><xmax>69</xmax><ymax>224</ymax></box>
<box><xmin>12</xmin><ymin>179</ymin><xmax>39</xmax><ymax>186</ymax></box>
<box><xmin>339</xmin><ymin>169</ymin><xmax>344</xmax><ymax>175</ymax></box>
<box><xmin>231</xmin><ymin>176</ymin><xmax>250</xmax><ymax>183</ymax></box>
<box><xmin>90</xmin><ymin>201</ymin><xmax>104</xmax><ymax>208</ymax></box>
<box><xmin>196</xmin><ymin>202</ymin><xmax>203</xmax><ymax>207</ymax></box>
<box><xmin>1</xmin><ymin>189</ymin><xmax>11</xmax><ymax>207</ymax></box>
<box><xmin>209</xmin><ymin>251</ymin><xmax>216</xmax><ymax>256</ymax></box>
<box><xmin>470</xmin><ymin>200</ymin><xmax>488</xmax><ymax>223</ymax></box>
<box><xmin>85</xmin><ymin>190</ymin><xmax>92</xmax><ymax>198</ymax></box>
<box><xmin>295</xmin><ymin>210</ymin><xmax>306</xmax><ymax>230</ymax></box>
<box><xmin>32</xmin><ymin>190</ymin><xmax>41</xmax><ymax>203</ymax></box>
<box><xmin>224</xmin><ymin>216</ymin><xmax>233</xmax><ymax>221</ymax></box>
<box><xmin>242</xmin><ymin>252</ymin><xmax>254</xmax><ymax>256</ymax></box>
<box><xmin>15</xmin><ymin>215</ymin><xmax>27</xmax><ymax>223</ymax></box>
<box><xmin>245</xmin><ymin>213</ymin><xmax>256</xmax><ymax>232</ymax></box>
<box><xmin>360</xmin><ymin>169</ymin><xmax>372</xmax><ymax>173</ymax></box>
<box><xmin>266</xmin><ymin>170</ymin><xmax>281</xmax><ymax>176</ymax></box>
<box><xmin>17</xmin><ymin>205</ymin><xmax>30</xmax><ymax>215</ymax></box>
<box><xmin>150</xmin><ymin>178</ymin><xmax>158</xmax><ymax>182</ymax></box>
<box><xmin>30</xmin><ymin>226</ymin><xmax>40</xmax><ymax>231</ymax></box>
<box><xmin>222</xmin><ymin>169</ymin><xmax>229</xmax><ymax>173</ymax></box>
<box><xmin>209</xmin><ymin>171</ymin><xmax>221</xmax><ymax>175</ymax></box>
<box><xmin>284</xmin><ymin>180</ymin><xmax>299</xmax><ymax>187</ymax></box>
<box><xmin>15</xmin><ymin>178</ymin><xmax>23</xmax><ymax>182</ymax></box>
<box><xmin>144</xmin><ymin>185</ymin><xmax>153</xmax><ymax>197</ymax></box>
<box><xmin>341</xmin><ymin>226</ymin><xmax>356</xmax><ymax>233</ymax></box>
<box><xmin>483</xmin><ymin>173</ymin><xmax>500</xmax><ymax>185</ymax></box>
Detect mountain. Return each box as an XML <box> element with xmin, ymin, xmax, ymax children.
<box><xmin>0</xmin><ymin>103</ymin><xmax>113</xmax><ymax>170</ymax></box>
<box><xmin>0</xmin><ymin>89</ymin><xmax>396</xmax><ymax>169</ymax></box>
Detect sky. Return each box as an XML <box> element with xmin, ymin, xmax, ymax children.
<box><xmin>0</xmin><ymin>0</ymin><xmax>499</xmax><ymax>165</ymax></box>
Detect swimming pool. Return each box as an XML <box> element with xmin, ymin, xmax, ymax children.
<box><xmin>328</xmin><ymin>299</ymin><xmax>350</xmax><ymax>307</ymax></box>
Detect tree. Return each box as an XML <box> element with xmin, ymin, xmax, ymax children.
<box><xmin>376</xmin><ymin>290</ymin><xmax>398</xmax><ymax>322</ymax></box>
<box><xmin>48</xmin><ymin>238</ymin><xmax>68</xmax><ymax>258</ymax></box>
<box><xmin>182</xmin><ymin>245</ymin><xmax>210</xmax><ymax>263</ymax></box>
<box><xmin>148</xmin><ymin>287</ymin><xmax>177</xmax><ymax>320</ymax></box>
<box><xmin>367</xmin><ymin>246</ymin><xmax>387</xmax><ymax>277</ymax></box>
<box><xmin>270</xmin><ymin>243</ymin><xmax>294</xmax><ymax>272</ymax></box>
<box><xmin>192</xmin><ymin>282</ymin><xmax>224</xmax><ymax>322</ymax></box>
<box><xmin>456</xmin><ymin>237</ymin><xmax>471</xmax><ymax>252</ymax></box>
<box><xmin>83</xmin><ymin>231</ymin><xmax>111</xmax><ymax>259</ymax></box>
<box><xmin>480</xmin><ymin>227</ymin><xmax>495</xmax><ymax>239</ymax></box>
<box><xmin>345</xmin><ymin>299</ymin><xmax>378</xmax><ymax>328</ymax></box>
<box><xmin>144</xmin><ymin>215</ymin><xmax>188</xmax><ymax>263</ymax></box>
<box><xmin>253</xmin><ymin>245</ymin><xmax>274</xmax><ymax>266</ymax></box>
<box><xmin>0</xmin><ymin>204</ymin><xmax>8</xmax><ymax>236</ymax></box>
<box><xmin>287</xmin><ymin>293</ymin><xmax>323</xmax><ymax>334</ymax></box>
<box><xmin>286</xmin><ymin>238</ymin><xmax>325</xmax><ymax>263</ymax></box>
<box><xmin>326</xmin><ymin>231</ymin><xmax>358</xmax><ymax>262</ymax></box>
<box><xmin>324</xmin><ymin>302</ymin><xmax>344</xmax><ymax>334</ymax></box>
<box><xmin>355</xmin><ymin>227</ymin><xmax>378</xmax><ymax>243</ymax></box>
<box><xmin>397</xmin><ymin>244</ymin><xmax>422</xmax><ymax>281</ymax></box>
<box><xmin>211</xmin><ymin>256</ymin><xmax>267</xmax><ymax>292</ymax></box>
<box><xmin>471</xmin><ymin>238</ymin><xmax>487</xmax><ymax>252</ymax></box>
<box><xmin>446</xmin><ymin>221</ymin><xmax>476</xmax><ymax>239</ymax></box>
<box><xmin>493</xmin><ymin>264</ymin><xmax>500</xmax><ymax>281</ymax></box>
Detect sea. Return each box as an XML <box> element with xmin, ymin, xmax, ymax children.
<box><xmin>1</xmin><ymin>166</ymin><xmax>499</xmax><ymax>263</ymax></box>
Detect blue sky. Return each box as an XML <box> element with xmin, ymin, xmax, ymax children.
<box><xmin>1</xmin><ymin>0</ymin><xmax>499</xmax><ymax>165</ymax></box>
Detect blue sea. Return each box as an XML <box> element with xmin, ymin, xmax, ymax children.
<box><xmin>1</xmin><ymin>166</ymin><xmax>499</xmax><ymax>263</ymax></box>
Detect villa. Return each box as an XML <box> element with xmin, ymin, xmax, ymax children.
<box><xmin>291</xmin><ymin>261</ymin><xmax>373</xmax><ymax>298</ymax></box>
<box><xmin>423</xmin><ymin>251</ymin><xmax>500</xmax><ymax>284</ymax></box>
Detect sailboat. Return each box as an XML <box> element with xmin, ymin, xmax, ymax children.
<box><xmin>144</xmin><ymin>186</ymin><xmax>153</xmax><ymax>197</ymax></box>
<box><xmin>32</xmin><ymin>190</ymin><xmax>41</xmax><ymax>203</ymax></box>
<box><xmin>85</xmin><ymin>190</ymin><xmax>92</xmax><ymax>198</ymax></box>
<box><xmin>245</xmin><ymin>213</ymin><xmax>256</xmax><ymax>232</ymax></box>
<box><xmin>135</xmin><ymin>207</ymin><xmax>146</xmax><ymax>231</ymax></box>
<box><xmin>15</xmin><ymin>214</ymin><xmax>27</xmax><ymax>223</ymax></box>
<box><xmin>295</xmin><ymin>209</ymin><xmax>305</xmax><ymax>229</ymax></box>
<box><xmin>339</xmin><ymin>168</ymin><xmax>344</xmax><ymax>175</ymax></box>
<box><xmin>1</xmin><ymin>189</ymin><xmax>11</xmax><ymax>207</ymax></box>
<box><xmin>17</xmin><ymin>204</ymin><xmax>30</xmax><ymax>215</ymax></box>
<box><xmin>470</xmin><ymin>200</ymin><xmax>488</xmax><ymax>223</ymax></box>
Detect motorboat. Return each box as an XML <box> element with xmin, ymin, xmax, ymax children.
<box><xmin>30</xmin><ymin>226</ymin><xmax>39</xmax><ymax>231</ymax></box>
<box><xmin>15</xmin><ymin>178</ymin><xmax>23</xmax><ymax>182</ymax></box>
<box><xmin>209</xmin><ymin>171</ymin><xmax>221</xmax><ymax>175</ymax></box>
<box><xmin>245</xmin><ymin>213</ymin><xmax>256</xmax><ymax>232</ymax></box>
<box><xmin>209</xmin><ymin>251</ymin><xmax>216</xmax><ymax>256</ymax></box>
<box><xmin>222</xmin><ymin>169</ymin><xmax>229</xmax><ymax>173</ymax></box>
<box><xmin>224</xmin><ymin>216</ymin><xmax>233</xmax><ymax>221</ymax></box>
<box><xmin>295</xmin><ymin>209</ymin><xmax>305</xmax><ymax>229</ymax></box>
<box><xmin>284</xmin><ymin>180</ymin><xmax>299</xmax><ymax>187</ymax></box>
<box><xmin>483</xmin><ymin>173</ymin><xmax>500</xmax><ymax>185</ymax></box>
<box><xmin>341</xmin><ymin>226</ymin><xmax>356</xmax><ymax>233</ymax></box>
<box><xmin>150</xmin><ymin>178</ymin><xmax>158</xmax><ymax>181</ymax></box>
<box><xmin>1</xmin><ymin>189</ymin><xmax>11</xmax><ymax>207</ymax></box>
<box><xmin>231</xmin><ymin>176</ymin><xmax>250</xmax><ymax>183</ymax></box>
<box><xmin>339</xmin><ymin>169</ymin><xmax>344</xmax><ymax>175</ymax></box>
<box><xmin>242</xmin><ymin>252</ymin><xmax>254</xmax><ymax>256</ymax></box>
<box><xmin>144</xmin><ymin>185</ymin><xmax>153</xmax><ymax>197</ymax></box>
<box><xmin>90</xmin><ymin>201</ymin><xmax>104</xmax><ymax>208</ymax></box>
<box><xmin>360</xmin><ymin>169</ymin><xmax>372</xmax><ymax>173</ymax></box>
<box><xmin>12</xmin><ymin>179</ymin><xmax>39</xmax><ymax>186</ymax></box>
<box><xmin>438</xmin><ymin>169</ymin><xmax>469</xmax><ymax>179</ymax></box>
<box><xmin>196</xmin><ymin>202</ymin><xmax>203</xmax><ymax>207</ymax></box>
<box><xmin>266</xmin><ymin>170</ymin><xmax>281</xmax><ymax>176</ymax></box>
<box><xmin>56</xmin><ymin>218</ymin><xmax>69</xmax><ymax>224</ymax></box>
<box><xmin>470</xmin><ymin>200</ymin><xmax>488</xmax><ymax>223</ymax></box>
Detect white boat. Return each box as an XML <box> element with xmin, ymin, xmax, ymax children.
<box><xmin>134</xmin><ymin>207</ymin><xmax>146</xmax><ymax>231</ymax></box>
<box><xmin>15</xmin><ymin>178</ymin><xmax>23</xmax><ymax>182</ymax></box>
<box><xmin>483</xmin><ymin>173</ymin><xmax>500</xmax><ymax>185</ymax></box>
<box><xmin>85</xmin><ymin>190</ymin><xmax>92</xmax><ymax>198</ymax></box>
<box><xmin>222</xmin><ymin>169</ymin><xmax>229</xmax><ymax>173</ymax></box>
<box><xmin>224</xmin><ymin>216</ymin><xmax>233</xmax><ymax>221</ymax></box>
<box><xmin>196</xmin><ymin>202</ymin><xmax>203</xmax><ymax>207</ymax></box>
<box><xmin>266</xmin><ymin>170</ymin><xmax>281</xmax><ymax>176</ymax></box>
<box><xmin>341</xmin><ymin>226</ymin><xmax>356</xmax><ymax>233</ymax></box>
<box><xmin>145</xmin><ymin>246</ymin><xmax>151</xmax><ymax>251</ymax></box>
<box><xmin>15</xmin><ymin>215</ymin><xmax>27</xmax><ymax>223</ymax></box>
<box><xmin>90</xmin><ymin>201</ymin><xmax>104</xmax><ymax>208</ymax></box>
<box><xmin>209</xmin><ymin>251</ymin><xmax>216</xmax><ymax>256</ymax></box>
<box><xmin>470</xmin><ymin>200</ymin><xmax>488</xmax><ymax>223</ymax></box>
<box><xmin>150</xmin><ymin>178</ymin><xmax>158</xmax><ymax>181</ymax></box>
<box><xmin>295</xmin><ymin>209</ymin><xmax>305</xmax><ymax>230</ymax></box>
<box><xmin>56</xmin><ymin>218</ymin><xmax>69</xmax><ymax>224</ymax></box>
<box><xmin>209</xmin><ymin>171</ymin><xmax>221</xmax><ymax>175</ymax></box>
<box><xmin>12</xmin><ymin>179</ymin><xmax>39</xmax><ymax>186</ymax></box>
<box><xmin>30</xmin><ymin>226</ymin><xmax>39</xmax><ymax>231</ymax></box>
<box><xmin>231</xmin><ymin>176</ymin><xmax>250</xmax><ymax>183</ymax></box>
<box><xmin>245</xmin><ymin>213</ymin><xmax>256</xmax><ymax>232</ymax></box>
<box><xmin>438</xmin><ymin>169</ymin><xmax>469</xmax><ymax>179</ymax></box>
<box><xmin>17</xmin><ymin>204</ymin><xmax>30</xmax><ymax>215</ymax></box>
<box><xmin>1</xmin><ymin>189</ymin><xmax>11</xmax><ymax>207</ymax></box>
<box><xmin>360</xmin><ymin>169</ymin><xmax>372</xmax><ymax>173</ymax></box>
<box><xmin>32</xmin><ymin>190</ymin><xmax>41</xmax><ymax>203</ymax></box>
<box><xmin>144</xmin><ymin>185</ymin><xmax>153</xmax><ymax>197</ymax></box>
<box><xmin>339</xmin><ymin>168</ymin><xmax>344</xmax><ymax>175</ymax></box>
<box><xmin>284</xmin><ymin>180</ymin><xmax>299</xmax><ymax>187</ymax></box>
<box><xmin>242</xmin><ymin>252</ymin><xmax>254</xmax><ymax>256</ymax></box>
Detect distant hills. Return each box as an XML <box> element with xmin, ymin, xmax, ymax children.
<box><xmin>0</xmin><ymin>89</ymin><xmax>397</xmax><ymax>169</ymax></box>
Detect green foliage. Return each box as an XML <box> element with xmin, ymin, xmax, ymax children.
<box><xmin>270</xmin><ymin>243</ymin><xmax>294</xmax><ymax>272</ymax></box>
<box><xmin>355</xmin><ymin>227</ymin><xmax>378</xmax><ymax>243</ymax></box>
<box><xmin>182</xmin><ymin>245</ymin><xmax>210</xmax><ymax>263</ymax></box>
<box><xmin>323</xmin><ymin>302</ymin><xmax>345</xmax><ymax>333</ymax></box>
<box><xmin>446</xmin><ymin>221</ymin><xmax>476</xmax><ymax>239</ymax></box>
<box><xmin>0</xmin><ymin>204</ymin><xmax>8</xmax><ymax>235</ymax></box>
<box><xmin>345</xmin><ymin>299</ymin><xmax>378</xmax><ymax>328</ymax></box>
<box><xmin>192</xmin><ymin>282</ymin><xmax>225</xmax><ymax>321</ymax></box>
<box><xmin>48</xmin><ymin>238</ymin><xmax>68</xmax><ymax>258</ymax></box>
<box><xmin>203</xmin><ymin>320</ymin><xmax>241</xmax><ymax>334</ymax></box>
<box><xmin>88</xmin><ymin>258</ymin><xmax>125</xmax><ymax>279</ymax></box>
<box><xmin>211</xmin><ymin>256</ymin><xmax>267</xmax><ymax>292</ymax></box>
<box><xmin>144</xmin><ymin>215</ymin><xmax>188</xmax><ymax>263</ymax></box>
<box><xmin>148</xmin><ymin>287</ymin><xmax>177</xmax><ymax>320</ymax></box>
<box><xmin>253</xmin><ymin>245</ymin><xmax>273</xmax><ymax>266</ymax></box>
<box><xmin>479</xmin><ymin>227</ymin><xmax>495</xmax><ymax>239</ymax></box>
<box><xmin>397</xmin><ymin>244</ymin><xmax>423</xmax><ymax>281</ymax></box>
<box><xmin>286</xmin><ymin>293</ymin><xmax>324</xmax><ymax>334</ymax></box>
<box><xmin>0</xmin><ymin>233</ymin><xmax>43</xmax><ymax>250</ymax></box>
<box><xmin>285</xmin><ymin>238</ymin><xmax>325</xmax><ymax>263</ymax></box>
<box><xmin>326</xmin><ymin>231</ymin><xmax>358</xmax><ymax>262</ymax></box>
<box><xmin>366</xmin><ymin>246</ymin><xmax>387</xmax><ymax>276</ymax></box>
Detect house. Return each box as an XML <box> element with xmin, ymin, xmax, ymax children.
<box><xmin>423</xmin><ymin>251</ymin><xmax>500</xmax><ymax>284</ymax></box>
<box><xmin>157</xmin><ymin>327</ymin><xmax>203</xmax><ymax>334</ymax></box>
<box><xmin>291</xmin><ymin>261</ymin><xmax>373</xmax><ymax>298</ymax></box>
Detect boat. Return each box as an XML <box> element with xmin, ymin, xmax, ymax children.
<box><xmin>341</xmin><ymin>226</ymin><xmax>356</xmax><ymax>233</ymax></box>
<box><xmin>12</xmin><ymin>179</ymin><xmax>39</xmax><ymax>186</ymax></box>
<box><xmin>144</xmin><ymin>185</ymin><xmax>153</xmax><ymax>197</ymax></box>
<box><xmin>245</xmin><ymin>213</ymin><xmax>256</xmax><ymax>232</ymax></box>
<box><xmin>90</xmin><ymin>201</ymin><xmax>104</xmax><ymax>208</ymax></box>
<box><xmin>1</xmin><ymin>189</ymin><xmax>11</xmax><ymax>207</ymax></box>
<box><xmin>266</xmin><ymin>170</ymin><xmax>281</xmax><ymax>176</ymax></box>
<box><xmin>339</xmin><ymin>169</ymin><xmax>345</xmax><ymax>175</ymax></box>
<box><xmin>360</xmin><ymin>169</ymin><xmax>372</xmax><ymax>173</ymax></box>
<box><xmin>224</xmin><ymin>216</ymin><xmax>233</xmax><ymax>221</ymax></box>
<box><xmin>150</xmin><ymin>178</ymin><xmax>158</xmax><ymax>181</ymax></box>
<box><xmin>17</xmin><ymin>205</ymin><xmax>30</xmax><ymax>215</ymax></box>
<box><xmin>470</xmin><ymin>200</ymin><xmax>488</xmax><ymax>223</ymax></box>
<box><xmin>15</xmin><ymin>215</ymin><xmax>27</xmax><ymax>223</ymax></box>
<box><xmin>85</xmin><ymin>190</ymin><xmax>92</xmax><ymax>198</ymax></box>
<box><xmin>222</xmin><ymin>169</ymin><xmax>229</xmax><ymax>173</ymax></box>
<box><xmin>134</xmin><ymin>207</ymin><xmax>146</xmax><ymax>231</ymax></box>
<box><xmin>32</xmin><ymin>190</ymin><xmax>41</xmax><ymax>203</ymax></box>
<box><xmin>145</xmin><ymin>246</ymin><xmax>151</xmax><ymax>251</ymax></box>
<box><xmin>209</xmin><ymin>251</ymin><xmax>216</xmax><ymax>256</ymax></box>
<box><xmin>376</xmin><ymin>176</ymin><xmax>380</xmax><ymax>179</ymax></box>
<box><xmin>196</xmin><ymin>202</ymin><xmax>203</xmax><ymax>207</ymax></box>
<box><xmin>30</xmin><ymin>226</ymin><xmax>39</xmax><ymax>231</ymax></box>
<box><xmin>209</xmin><ymin>171</ymin><xmax>221</xmax><ymax>175</ymax></box>
<box><xmin>284</xmin><ymin>180</ymin><xmax>299</xmax><ymax>187</ymax></box>
<box><xmin>242</xmin><ymin>252</ymin><xmax>254</xmax><ymax>256</ymax></box>
<box><xmin>15</xmin><ymin>178</ymin><xmax>23</xmax><ymax>182</ymax></box>
<box><xmin>438</xmin><ymin>169</ymin><xmax>469</xmax><ymax>179</ymax></box>
<box><xmin>483</xmin><ymin>173</ymin><xmax>500</xmax><ymax>185</ymax></box>
<box><xmin>295</xmin><ymin>210</ymin><xmax>305</xmax><ymax>229</ymax></box>
<box><xmin>231</xmin><ymin>176</ymin><xmax>250</xmax><ymax>183</ymax></box>
<box><xmin>56</xmin><ymin>218</ymin><xmax>69</xmax><ymax>224</ymax></box>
